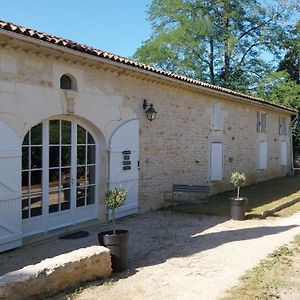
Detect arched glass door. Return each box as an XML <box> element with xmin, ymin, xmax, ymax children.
<box><xmin>22</xmin><ymin>119</ymin><xmax>97</xmax><ymax>237</ymax></box>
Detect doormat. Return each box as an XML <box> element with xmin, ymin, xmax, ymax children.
<box><xmin>59</xmin><ymin>231</ymin><xmax>89</xmax><ymax>240</ymax></box>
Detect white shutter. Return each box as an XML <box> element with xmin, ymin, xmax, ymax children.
<box><xmin>0</xmin><ymin>121</ymin><xmax>22</xmax><ymax>252</ymax></box>
<box><xmin>212</xmin><ymin>102</ymin><xmax>222</xmax><ymax>130</ymax></box>
<box><xmin>280</xmin><ymin>141</ymin><xmax>287</xmax><ymax>166</ymax></box>
<box><xmin>210</xmin><ymin>143</ymin><xmax>223</xmax><ymax>181</ymax></box>
<box><xmin>258</xmin><ymin>140</ymin><xmax>267</xmax><ymax>170</ymax></box>
<box><xmin>109</xmin><ymin>120</ymin><xmax>139</xmax><ymax>219</ymax></box>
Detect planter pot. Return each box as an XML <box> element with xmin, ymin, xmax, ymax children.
<box><xmin>230</xmin><ymin>197</ymin><xmax>247</xmax><ymax>220</ymax></box>
<box><xmin>98</xmin><ymin>230</ymin><xmax>129</xmax><ymax>272</ymax></box>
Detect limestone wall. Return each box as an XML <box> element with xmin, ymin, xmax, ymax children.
<box><xmin>0</xmin><ymin>37</ymin><xmax>293</xmax><ymax>217</ymax></box>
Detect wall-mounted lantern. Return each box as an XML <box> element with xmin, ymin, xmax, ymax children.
<box><xmin>143</xmin><ymin>99</ymin><xmax>157</xmax><ymax>122</ymax></box>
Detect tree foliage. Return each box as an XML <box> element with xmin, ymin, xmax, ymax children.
<box><xmin>133</xmin><ymin>0</ymin><xmax>299</xmax><ymax>92</ymax></box>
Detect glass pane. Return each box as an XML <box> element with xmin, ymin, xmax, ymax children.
<box><xmin>30</xmin><ymin>194</ymin><xmax>42</xmax><ymax>217</ymax></box>
<box><xmin>49</xmin><ymin>120</ymin><xmax>60</xmax><ymax>145</ymax></box>
<box><xmin>22</xmin><ymin>147</ymin><xmax>29</xmax><ymax>169</ymax></box>
<box><xmin>49</xmin><ymin>191</ymin><xmax>60</xmax><ymax>213</ymax></box>
<box><xmin>30</xmin><ymin>170</ymin><xmax>42</xmax><ymax>193</ymax></box>
<box><xmin>49</xmin><ymin>169</ymin><xmax>59</xmax><ymax>190</ymax></box>
<box><xmin>87</xmin><ymin>165</ymin><xmax>95</xmax><ymax>185</ymax></box>
<box><xmin>77</xmin><ymin>146</ymin><xmax>86</xmax><ymax>165</ymax></box>
<box><xmin>49</xmin><ymin>146</ymin><xmax>59</xmax><ymax>167</ymax></box>
<box><xmin>77</xmin><ymin>125</ymin><xmax>86</xmax><ymax>144</ymax></box>
<box><xmin>23</xmin><ymin>132</ymin><xmax>29</xmax><ymax>145</ymax></box>
<box><xmin>22</xmin><ymin>171</ymin><xmax>29</xmax><ymax>195</ymax></box>
<box><xmin>61</xmin><ymin>168</ymin><xmax>71</xmax><ymax>189</ymax></box>
<box><xmin>87</xmin><ymin>185</ymin><xmax>95</xmax><ymax>205</ymax></box>
<box><xmin>76</xmin><ymin>187</ymin><xmax>85</xmax><ymax>207</ymax></box>
<box><xmin>31</xmin><ymin>123</ymin><xmax>43</xmax><ymax>145</ymax></box>
<box><xmin>31</xmin><ymin>146</ymin><xmax>42</xmax><ymax>169</ymax></box>
<box><xmin>87</xmin><ymin>133</ymin><xmax>95</xmax><ymax>144</ymax></box>
<box><xmin>61</xmin><ymin>146</ymin><xmax>71</xmax><ymax>166</ymax></box>
<box><xmin>61</xmin><ymin>121</ymin><xmax>71</xmax><ymax>144</ymax></box>
<box><xmin>77</xmin><ymin>166</ymin><xmax>86</xmax><ymax>186</ymax></box>
<box><xmin>22</xmin><ymin>195</ymin><xmax>29</xmax><ymax>219</ymax></box>
<box><xmin>61</xmin><ymin>189</ymin><xmax>71</xmax><ymax>211</ymax></box>
<box><xmin>87</xmin><ymin>145</ymin><xmax>96</xmax><ymax>164</ymax></box>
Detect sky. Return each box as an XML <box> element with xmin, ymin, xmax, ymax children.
<box><xmin>0</xmin><ymin>0</ymin><xmax>152</xmax><ymax>58</ymax></box>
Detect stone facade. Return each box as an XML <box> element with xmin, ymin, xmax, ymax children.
<box><xmin>0</xmin><ymin>34</ymin><xmax>293</xmax><ymax>222</ymax></box>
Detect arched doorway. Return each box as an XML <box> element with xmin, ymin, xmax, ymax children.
<box><xmin>22</xmin><ymin>119</ymin><xmax>98</xmax><ymax>236</ymax></box>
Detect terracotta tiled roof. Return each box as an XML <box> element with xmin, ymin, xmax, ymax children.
<box><xmin>0</xmin><ymin>20</ymin><xmax>296</xmax><ymax>113</ymax></box>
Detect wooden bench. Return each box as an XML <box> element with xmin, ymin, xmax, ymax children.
<box><xmin>164</xmin><ymin>184</ymin><xmax>211</xmax><ymax>215</ymax></box>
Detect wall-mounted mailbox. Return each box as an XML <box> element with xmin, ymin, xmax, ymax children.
<box><xmin>122</xmin><ymin>150</ymin><xmax>132</xmax><ymax>171</ymax></box>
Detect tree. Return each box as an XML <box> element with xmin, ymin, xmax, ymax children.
<box><xmin>255</xmin><ymin>71</ymin><xmax>300</xmax><ymax>109</ymax></box>
<box><xmin>278</xmin><ymin>21</ymin><xmax>300</xmax><ymax>84</ymax></box>
<box><xmin>133</xmin><ymin>0</ymin><xmax>299</xmax><ymax>92</ymax></box>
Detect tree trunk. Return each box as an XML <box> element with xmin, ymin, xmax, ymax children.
<box><xmin>223</xmin><ymin>5</ymin><xmax>231</xmax><ymax>85</ymax></box>
<box><xmin>209</xmin><ymin>38</ymin><xmax>215</xmax><ymax>84</ymax></box>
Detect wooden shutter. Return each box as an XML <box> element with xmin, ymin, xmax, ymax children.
<box><xmin>0</xmin><ymin>121</ymin><xmax>22</xmax><ymax>252</ymax></box>
<box><xmin>210</xmin><ymin>143</ymin><xmax>223</xmax><ymax>181</ymax></box>
<box><xmin>258</xmin><ymin>140</ymin><xmax>267</xmax><ymax>169</ymax></box>
<box><xmin>212</xmin><ymin>102</ymin><xmax>222</xmax><ymax>130</ymax></box>
<box><xmin>280</xmin><ymin>141</ymin><xmax>287</xmax><ymax>165</ymax></box>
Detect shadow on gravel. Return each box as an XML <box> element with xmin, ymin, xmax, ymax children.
<box><xmin>1</xmin><ymin>211</ymin><xmax>298</xmax><ymax>299</ymax></box>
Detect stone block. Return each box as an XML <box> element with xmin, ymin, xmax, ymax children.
<box><xmin>0</xmin><ymin>246</ymin><xmax>112</xmax><ymax>300</ymax></box>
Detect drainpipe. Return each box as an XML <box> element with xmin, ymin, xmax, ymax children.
<box><xmin>290</xmin><ymin>112</ymin><xmax>300</xmax><ymax>175</ymax></box>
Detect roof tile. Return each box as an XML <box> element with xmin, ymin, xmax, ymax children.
<box><xmin>0</xmin><ymin>19</ymin><xmax>295</xmax><ymax>113</ymax></box>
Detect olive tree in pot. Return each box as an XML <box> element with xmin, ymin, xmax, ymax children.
<box><xmin>98</xmin><ymin>187</ymin><xmax>128</xmax><ymax>272</ymax></box>
<box><xmin>230</xmin><ymin>172</ymin><xmax>247</xmax><ymax>220</ymax></box>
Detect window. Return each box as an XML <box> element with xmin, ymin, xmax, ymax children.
<box><xmin>212</xmin><ymin>102</ymin><xmax>223</xmax><ymax>131</ymax></box>
<box><xmin>257</xmin><ymin>112</ymin><xmax>267</xmax><ymax>133</ymax></box>
<box><xmin>258</xmin><ymin>140</ymin><xmax>267</xmax><ymax>170</ymax></box>
<box><xmin>22</xmin><ymin>120</ymin><xmax>96</xmax><ymax>221</ymax></box>
<box><xmin>60</xmin><ymin>74</ymin><xmax>77</xmax><ymax>90</ymax></box>
<box><xmin>210</xmin><ymin>142</ymin><xmax>223</xmax><ymax>181</ymax></box>
<box><xmin>279</xmin><ymin>117</ymin><xmax>287</xmax><ymax>135</ymax></box>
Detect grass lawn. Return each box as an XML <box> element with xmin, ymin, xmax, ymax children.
<box><xmin>222</xmin><ymin>234</ymin><xmax>300</xmax><ymax>299</ymax></box>
<box><xmin>174</xmin><ymin>176</ymin><xmax>300</xmax><ymax>219</ymax></box>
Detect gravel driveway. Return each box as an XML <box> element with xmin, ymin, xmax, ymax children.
<box><xmin>1</xmin><ymin>211</ymin><xmax>300</xmax><ymax>299</ymax></box>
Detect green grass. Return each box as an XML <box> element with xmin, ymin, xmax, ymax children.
<box><xmin>222</xmin><ymin>235</ymin><xmax>300</xmax><ymax>300</ymax></box>
<box><xmin>174</xmin><ymin>176</ymin><xmax>300</xmax><ymax>219</ymax></box>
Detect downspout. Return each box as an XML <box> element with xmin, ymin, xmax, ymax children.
<box><xmin>290</xmin><ymin>112</ymin><xmax>299</xmax><ymax>175</ymax></box>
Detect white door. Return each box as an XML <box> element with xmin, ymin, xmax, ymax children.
<box><xmin>22</xmin><ymin>120</ymin><xmax>97</xmax><ymax>237</ymax></box>
<box><xmin>210</xmin><ymin>142</ymin><xmax>223</xmax><ymax>181</ymax></box>
<box><xmin>109</xmin><ymin>120</ymin><xmax>139</xmax><ymax>218</ymax></box>
<box><xmin>0</xmin><ymin>121</ymin><xmax>22</xmax><ymax>252</ymax></box>
<box><xmin>258</xmin><ymin>140</ymin><xmax>268</xmax><ymax>170</ymax></box>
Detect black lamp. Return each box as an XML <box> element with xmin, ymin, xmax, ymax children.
<box><xmin>143</xmin><ymin>99</ymin><xmax>157</xmax><ymax>121</ymax></box>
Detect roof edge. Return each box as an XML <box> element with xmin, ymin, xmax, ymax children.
<box><xmin>0</xmin><ymin>20</ymin><xmax>296</xmax><ymax>114</ymax></box>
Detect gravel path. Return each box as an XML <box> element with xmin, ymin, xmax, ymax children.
<box><xmin>1</xmin><ymin>211</ymin><xmax>300</xmax><ymax>299</ymax></box>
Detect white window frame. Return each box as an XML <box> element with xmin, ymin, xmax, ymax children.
<box><xmin>211</xmin><ymin>102</ymin><xmax>223</xmax><ymax>131</ymax></box>
<box><xmin>257</xmin><ymin>112</ymin><xmax>267</xmax><ymax>133</ymax></box>
<box><xmin>279</xmin><ymin>117</ymin><xmax>287</xmax><ymax>136</ymax></box>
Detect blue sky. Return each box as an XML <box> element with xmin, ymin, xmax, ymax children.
<box><xmin>0</xmin><ymin>0</ymin><xmax>152</xmax><ymax>58</ymax></box>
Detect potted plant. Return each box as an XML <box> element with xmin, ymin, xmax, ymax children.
<box><xmin>98</xmin><ymin>187</ymin><xmax>128</xmax><ymax>272</ymax></box>
<box><xmin>230</xmin><ymin>172</ymin><xmax>247</xmax><ymax>220</ymax></box>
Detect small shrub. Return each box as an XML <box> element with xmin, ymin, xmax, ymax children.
<box><xmin>230</xmin><ymin>172</ymin><xmax>246</xmax><ymax>199</ymax></box>
<box><xmin>104</xmin><ymin>188</ymin><xmax>127</xmax><ymax>233</ymax></box>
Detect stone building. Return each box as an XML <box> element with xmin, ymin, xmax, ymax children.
<box><xmin>0</xmin><ymin>20</ymin><xmax>295</xmax><ymax>252</ymax></box>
